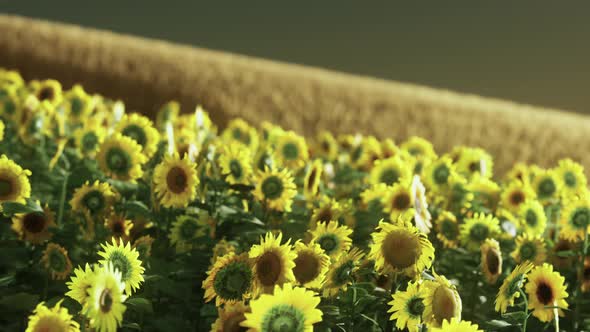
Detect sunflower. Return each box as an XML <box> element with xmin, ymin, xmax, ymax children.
<box><xmin>552</xmin><ymin>237</ymin><xmax>577</xmax><ymax>269</ymax></box>
<box><xmin>369</xmin><ymin>156</ymin><xmax>411</xmax><ymax>186</ymax></box>
<box><xmin>253</xmin><ymin>144</ymin><xmax>275</xmax><ymax>172</ymax></box>
<box><xmin>411</xmin><ymin>175</ymin><xmax>432</xmax><ymax>234</ymax></box>
<box><xmin>350</xmin><ymin>136</ymin><xmax>382</xmax><ymax>170</ymax></box>
<box><xmin>423</xmin><ymin>156</ymin><xmax>456</xmax><ymax>193</ymax></box>
<box><xmin>70</xmin><ymin>180</ymin><xmax>117</xmax><ymax>218</ymax></box>
<box><xmin>314</xmin><ymin>130</ymin><xmax>338</xmax><ymax>161</ymax></box>
<box><xmin>259</xmin><ymin>121</ymin><xmax>284</xmax><ymax>144</ymax></box>
<box><xmin>66</xmin><ymin>263</ymin><xmax>95</xmax><ymax>306</ymax></box>
<box><xmin>203</xmin><ymin>253</ymin><xmax>254</xmax><ymax>305</ymax></box>
<box><xmin>0</xmin><ymin>88</ymin><xmax>22</xmax><ymax>123</ymax></box>
<box><xmin>531</xmin><ymin>169</ymin><xmax>562</xmax><ymax>202</ymax></box>
<box><xmin>511</xmin><ymin>234</ymin><xmax>547</xmax><ymax>266</ymax></box>
<box><xmin>525</xmin><ymin>263</ymin><xmax>569</xmax><ymax>322</ymax></box>
<box><xmin>495</xmin><ymin>262</ymin><xmax>534</xmax><ymax>313</ymax></box>
<box><xmin>360</xmin><ymin>183</ymin><xmax>389</xmax><ymax>209</ymax></box>
<box><xmin>381</xmin><ymin>138</ymin><xmax>402</xmax><ymax>159</ymax></box>
<box><xmin>41</xmin><ymin>243</ymin><xmax>73</xmax><ymax>280</ymax></box>
<box><xmin>0</xmin><ymin>68</ymin><xmax>24</xmax><ymax>87</ymax></box>
<box><xmin>323</xmin><ymin>247</ymin><xmax>364</xmax><ymax>297</ymax></box>
<box><xmin>455</xmin><ymin>147</ymin><xmax>493</xmax><ymax>179</ymax></box>
<box><xmin>249</xmin><ymin>232</ymin><xmax>296</xmax><ymax>294</ymax></box>
<box><xmin>34</xmin><ymin>79</ymin><xmax>63</xmax><ymax>106</ymax></box>
<box><xmin>0</xmin><ymin>154</ymin><xmax>32</xmax><ymax>205</ymax></box>
<box><xmin>422</xmin><ymin>271</ymin><xmax>462</xmax><ymax>327</ymax></box>
<box><xmin>73</xmin><ymin>119</ymin><xmax>107</xmax><ymax>157</ymax></box>
<box><xmin>169</xmin><ymin>214</ymin><xmax>207</xmax><ymax>252</ymax></box>
<box><xmin>242</xmin><ymin>283</ymin><xmax>322</xmax><ymax>332</ymax></box>
<box><xmin>480</xmin><ymin>238</ymin><xmax>502</xmax><ymax>284</ymax></box>
<box><xmin>96</xmin><ymin>133</ymin><xmax>147</xmax><ymax>181</ymax></box>
<box><xmin>133</xmin><ymin>235</ymin><xmax>154</xmax><ymax>260</ymax></box>
<box><xmin>116</xmin><ymin>113</ymin><xmax>160</xmax><ymax>158</ymax></box>
<box><xmin>435</xmin><ymin>211</ymin><xmax>460</xmax><ymax>248</ymax></box>
<box><xmin>369</xmin><ymin>221</ymin><xmax>435</xmax><ymax>277</ymax></box>
<box><xmin>11</xmin><ymin>204</ymin><xmax>56</xmax><ymax>244</ymax></box>
<box><xmin>443</xmin><ymin>175</ymin><xmax>474</xmax><ymax>215</ymax></box>
<box><xmin>291</xmin><ymin>241</ymin><xmax>330</xmax><ymax>289</ymax></box>
<box><xmin>459</xmin><ymin>213</ymin><xmax>501</xmax><ymax>251</ymax></box>
<box><xmin>388</xmin><ymin>281</ymin><xmax>426</xmax><ymax>332</ymax></box>
<box><xmin>500</xmin><ymin>180</ymin><xmax>535</xmax><ymax>213</ymax></box>
<box><xmin>85</xmin><ymin>263</ymin><xmax>127</xmax><ymax>332</ymax></box>
<box><xmin>105</xmin><ymin>213</ymin><xmax>134</xmax><ymax>241</ymax></box>
<box><xmin>274</xmin><ymin>130</ymin><xmax>309</xmax><ymax>170</ymax></box>
<box><xmin>303</xmin><ymin>159</ymin><xmax>323</xmax><ymax>199</ymax></box>
<box><xmin>218</xmin><ymin>142</ymin><xmax>253</xmax><ymax>184</ymax></box>
<box><xmin>253</xmin><ymin>167</ymin><xmax>297</xmax><ymax>213</ymax></box>
<box><xmin>155</xmin><ymin>100</ymin><xmax>179</xmax><ymax>131</ymax></box>
<box><xmin>401</xmin><ymin>136</ymin><xmax>437</xmax><ymax>164</ymax></box>
<box><xmin>382</xmin><ymin>182</ymin><xmax>414</xmax><ymax>220</ymax></box>
<box><xmin>223</xmin><ymin>118</ymin><xmax>259</xmax><ymax>150</ymax></box>
<box><xmin>505</xmin><ymin>162</ymin><xmax>530</xmax><ymax>184</ymax></box>
<box><xmin>211</xmin><ymin>302</ymin><xmax>250</xmax><ymax>332</ymax></box>
<box><xmin>25</xmin><ymin>300</ymin><xmax>80</xmax><ymax>332</ymax></box>
<box><xmin>468</xmin><ymin>176</ymin><xmax>501</xmax><ymax>211</ymax></box>
<box><xmin>559</xmin><ymin>196</ymin><xmax>590</xmax><ymax>241</ymax></box>
<box><xmin>153</xmin><ymin>153</ymin><xmax>199</xmax><ymax>208</ymax></box>
<box><xmin>98</xmin><ymin>238</ymin><xmax>145</xmax><ymax>295</ymax></box>
<box><xmin>64</xmin><ymin>84</ymin><xmax>93</xmax><ymax>123</ymax></box>
<box><xmin>556</xmin><ymin>158</ymin><xmax>587</xmax><ymax>198</ymax></box>
<box><xmin>309</xmin><ymin>221</ymin><xmax>352</xmax><ymax>259</ymax></box>
<box><xmin>211</xmin><ymin>239</ymin><xmax>237</xmax><ymax>264</ymax></box>
<box><xmin>310</xmin><ymin>197</ymin><xmax>343</xmax><ymax>227</ymax></box>
<box><xmin>429</xmin><ymin>317</ymin><xmax>482</xmax><ymax>332</ymax></box>
<box><xmin>581</xmin><ymin>257</ymin><xmax>590</xmax><ymax>293</ymax></box>
<box><xmin>517</xmin><ymin>199</ymin><xmax>547</xmax><ymax>236</ymax></box>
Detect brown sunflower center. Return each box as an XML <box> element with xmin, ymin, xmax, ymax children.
<box><xmin>0</xmin><ymin>177</ymin><xmax>15</xmax><ymax>198</ymax></box>
<box><xmin>316</xmin><ymin>209</ymin><xmax>333</xmax><ymax>223</ymax></box>
<box><xmin>222</xmin><ymin>311</ymin><xmax>248</xmax><ymax>332</ymax></box>
<box><xmin>256</xmin><ymin>251</ymin><xmax>282</xmax><ymax>286</ymax></box>
<box><xmin>536</xmin><ymin>281</ymin><xmax>554</xmax><ymax>305</ymax></box>
<box><xmin>112</xmin><ymin>220</ymin><xmax>125</xmax><ymax>235</ymax></box>
<box><xmin>293</xmin><ymin>251</ymin><xmax>320</xmax><ymax>284</ymax></box>
<box><xmin>166</xmin><ymin>166</ymin><xmax>188</xmax><ymax>194</ymax></box>
<box><xmin>382</xmin><ymin>230</ymin><xmax>420</xmax><ymax>269</ymax></box>
<box><xmin>469</xmin><ymin>161</ymin><xmax>480</xmax><ymax>172</ymax></box>
<box><xmin>38</xmin><ymin>86</ymin><xmax>55</xmax><ymax>101</ymax></box>
<box><xmin>23</xmin><ymin>212</ymin><xmax>47</xmax><ymax>234</ymax></box>
<box><xmin>392</xmin><ymin>193</ymin><xmax>411</xmax><ymax>210</ymax></box>
<box><xmin>307</xmin><ymin>169</ymin><xmax>318</xmax><ymax>189</ymax></box>
<box><xmin>99</xmin><ymin>288</ymin><xmax>113</xmax><ymax>313</ymax></box>
<box><xmin>432</xmin><ymin>286</ymin><xmax>460</xmax><ymax>324</ymax></box>
<box><xmin>509</xmin><ymin>191</ymin><xmax>525</xmax><ymax>206</ymax></box>
<box><xmin>583</xmin><ymin>266</ymin><xmax>590</xmax><ymax>279</ymax></box>
<box><xmin>486</xmin><ymin>250</ymin><xmax>500</xmax><ymax>275</ymax></box>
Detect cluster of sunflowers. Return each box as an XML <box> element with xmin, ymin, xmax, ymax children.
<box><xmin>0</xmin><ymin>67</ymin><xmax>589</xmax><ymax>332</ymax></box>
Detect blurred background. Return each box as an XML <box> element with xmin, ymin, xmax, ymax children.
<box><xmin>3</xmin><ymin>2</ymin><xmax>590</xmax><ymax>113</ymax></box>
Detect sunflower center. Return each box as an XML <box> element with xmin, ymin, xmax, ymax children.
<box><xmin>525</xmin><ymin>210</ymin><xmax>538</xmax><ymax>227</ymax></box>
<box><xmin>317</xmin><ymin>235</ymin><xmax>338</xmax><ymax>255</ymax></box>
<box><xmin>392</xmin><ymin>193</ymin><xmax>411</xmax><ymax>210</ymax></box>
<box><xmin>571</xmin><ymin>208</ymin><xmax>590</xmax><ymax>229</ymax></box>
<box><xmin>81</xmin><ymin>132</ymin><xmax>99</xmax><ymax>152</ymax></box>
<box><xmin>166</xmin><ymin>166</ymin><xmax>189</xmax><ymax>194</ymax></box>
<box><xmin>282</xmin><ymin>143</ymin><xmax>299</xmax><ymax>160</ymax></box>
<box><xmin>538</xmin><ymin>178</ymin><xmax>556</xmax><ymax>198</ymax></box>
<box><xmin>222</xmin><ymin>311</ymin><xmax>248</xmax><ymax>332</ymax></box>
<box><xmin>584</xmin><ymin>266</ymin><xmax>590</xmax><ymax>279</ymax></box>
<box><xmin>382</xmin><ymin>230</ymin><xmax>420</xmax><ymax>269</ymax></box>
<box><xmin>262</xmin><ymin>304</ymin><xmax>305</xmax><ymax>332</ymax></box>
<box><xmin>321</xmin><ymin>140</ymin><xmax>330</xmax><ymax>153</ymax></box>
<box><xmin>214</xmin><ymin>261</ymin><xmax>252</xmax><ymax>300</ymax></box>
<box><xmin>261</xmin><ymin>176</ymin><xmax>284</xmax><ymax>200</ymax></box>
<box><xmin>82</xmin><ymin>190</ymin><xmax>106</xmax><ymax>213</ymax></box>
<box><xmin>23</xmin><ymin>212</ymin><xmax>47</xmax><ymax>234</ymax></box>
<box><xmin>564</xmin><ymin>171</ymin><xmax>577</xmax><ymax>187</ymax></box>
<box><xmin>180</xmin><ymin>219</ymin><xmax>198</xmax><ymax>240</ymax></box>
<box><xmin>379</xmin><ymin>169</ymin><xmax>399</xmax><ymax>185</ymax></box>
<box><xmin>38</xmin><ymin>87</ymin><xmax>55</xmax><ymax>101</ymax></box>
<box><xmin>485</xmin><ymin>250</ymin><xmax>500</xmax><ymax>275</ymax></box>
<box><xmin>407</xmin><ymin>297</ymin><xmax>425</xmax><ymax>317</ymax></box>
<box><xmin>519</xmin><ymin>242</ymin><xmax>537</xmax><ymax>261</ymax></box>
<box><xmin>307</xmin><ymin>169</ymin><xmax>318</xmax><ymax>189</ymax></box>
<box><xmin>109</xmin><ymin>251</ymin><xmax>132</xmax><ymax>282</ymax></box>
<box><xmin>229</xmin><ymin>160</ymin><xmax>243</xmax><ymax>179</ymax></box>
<box><xmin>106</xmin><ymin>147</ymin><xmax>132</xmax><ymax>175</ymax></box>
<box><xmin>469</xmin><ymin>223</ymin><xmax>489</xmax><ymax>242</ymax></box>
<box><xmin>440</xmin><ymin>220</ymin><xmax>458</xmax><ymax>240</ymax></box>
<box><xmin>49</xmin><ymin>250</ymin><xmax>67</xmax><ymax>272</ymax></box>
<box><xmin>469</xmin><ymin>161</ymin><xmax>480</xmax><ymax>173</ymax></box>
<box><xmin>509</xmin><ymin>191</ymin><xmax>525</xmax><ymax>206</ymax></box>
<box><xmin>293</xmin><ymin>251</ymin><xmax>320</xmax><ymax>284</ymax></box>
<box><xmin>536</xmin><ymin>281</ymin><xmax>554</xmax><ymax>305</ymax></box>
<box><xmin>99</xmin><ymin>288</ymin><xmax>113</xmax><ymax>313</ymax></box>
<box><xmin>315</xmin><ymin>209</ymin><xmax>333</xmax><ymax>223</ymax></box>
<box><xmin>432</xmin><ymin>287</ymin><xmax>459</xmax><ymax>324</ymax></box>
<box><xmin>112</xmin><ymin>221</ymin><xmax>125</xmax><ymax>235</ymax></box>
<box><xmin>122</xmin><ymin>124</ymin><xmax>147</xmax><ymax>147</ymax></box>
<box><xmin>0</xmin><ymin>177</ymin><xmax>14</xmax><ymax>198</ymax></box>
<box><xmin>70</xmin><ymin>97</ymin><xmax>84</xmax><ymax>115</ymax></box>
<box><xmin>256</xmin><ymin>251</ymin><xmax>282</xmax><ymax>286</ymax></box>
<box><xmin>433</xmin><ymin>165</ymin><xmax>450</xmax><ymax>185</ymax></box>
<box><xmin>3</xmin><ymin>99</ymin><xmax>16</xmax><ymax>115</ymax></box>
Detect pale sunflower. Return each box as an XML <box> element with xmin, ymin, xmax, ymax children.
<box><xmin>253</xmin><ymin>167</ymin><xmax>297</xmax><ymax>212</ymax></box>
<box><xmin>153</xmin><ymin>152</ymin><xmax>198</xmax><ymax>208</ymax></box>
<box><xmin>211</xmin><ymin>302</ymin><xmax>250</xmax><ymax>332</ymax></box>
<box><xmin>435</xmin><ymin>211</ymin><xmax>460</xmax><ymax>248</ymax></box>
<box><xmin>314</xmin><ymin>130</ymin><xmax>338</xmax><ymax>161</ymax></box>
<box><xmin>242</xmin><ymin>283</ymin><xmax>322</xmax><ymax>332</ymax></box>
<box><xmin>455</xmin><ymin>147</ymin><xmax>493</xmax><ymax>179</ymax></box>
<box><xmin>12</xmin><ymin>204</ymin><xmax>56</xmax><ymax>244</ymax></box>
<box><xmin>559</xmin><ymin>196</ymin><xmax>590</xmax><ymax>241</ymax></box>
<box><xmin>525</xmin><ymin>263</ymin><xmax>569</xmax><ymax>322</ymax></box>
<box><xmin>411</xmin><ymin>175</ymin><xmax>432</xmax><ymax>234</ymax></box>
<box><xmin>323</xmin><ymin>247</ymin><xmax>364</xmax><ymax>297</ymax></box>
<box><xmin>517</xmin><ymin>199</ymin><xmax>547</xmax><ymax>236</ymax></box>
<box><xmin>369</xmin><ymin>221</ymin><xmax>435</xmax><ymax>277</ymax></box>
<box><xmin>96</xmin><ymin>133</ymin><xmax>147</xmax><ymax>181</ymax></box>
<box><xmin>381</xmin><ymin>181</ymin><xmax>414</xmax><ymax>221</ymax></box>
<box><xmin>480</xmin><ymin>238</ymin><xmax>502</xmax><ymax>284</ymax></box>
<box><xmin>66</xmin><ymin>263</ymin><xmax>95</xmax><ymax>306</ymax></box>
<box><xmin>85</xmin><ymin>263</ymin><xmax>127</xmax><ymax>332</ymax></box>
<box><xmin>41</xmin><ymin>243</ymin><xmax>73</xmax><ymax>280</ymax></box>
<box><xmin>556</xmin><ymin>158</ymin><xmax>587</xmax><ymax>198</ymax></box>
<box><xmin>169</xmin><ymin>214</ymin><xmax>207</xmax><ymax>253</ymax></box>
<box><xmin>218</xmin><ymin>142</ymin><xmax>253</xmax><ymax>184</ymax></box>
<box><xmin>25</xmin><ymin>300</ymin><xmax>80</xmax><ymax>332</ymax></box>
<box><xmin>0</xmin><ymin>154</ymin><xmax>32</xmax><ymax>205</ymax></box>
<box><xmin>64</xmin><ymin>84</ymin><xmax>93</xmax><ymax>123</ymax></box>
<box><xmin>292</xmin><ymin>241</ymin><xmax>330</xmax><ymax>289</ymax></box>
<box><xmin>303</xmin><ymin>159</ymin><xmax>323</xmax><ymax>199</ymax></box>
<box><xmin>429</xmin><ymin>317</ymin><xmax>482</xmax><ymax>332</ymax></box>
<box><xmin>423</xmin><ymin>156</ymin><xmax>456</xmax><ymax>193</ymax></box>
<box><xmin>116</xmin><ymin>113</ymin><xmax>160</xmax><ymax>158</ymax></box>
<box><xmin>104</xmin><ymin>213</ymin><xmax>134</xmax><ymax>241</ymax></box>
<box><xmin>309</xmin><ymin>221</ymin><xmax>353</xmax><ymax>259</ymax></box>
<box><xmin>511</xmin><ymin>234</ymin><xmax>547</xmax><ymax>266</ymax></box>
<box><xmin>495</xmin><ymin>262</ymin><xmax>534</xmax><ymax>313</ymax></box>
<box><xmin>387</xmin><ymin>281</ymin><xmax>426</xmax><ymax>332</ymax></box>
<box><xmin>70</xmin><ymin>180</ymin><xmax>117</xmax><ymax>217</ymax></box>
<box><xmin>203</xmin><ymin>253</ymin><xmax>254</xmax><ymax>305</ymax></box>
<box><xmin>422</xmin><ymin>271</ymin><xmax>462</xmax><ymax>327</ymax></box>
<box><xmin>274</xmin><ymin>130</ymin><xmax>309</xmax><ymax>170</ymax></box>
<box><xmin>531</xmin><ymin>169</ymin><xmax>562</xmax><ymax>202</ymax></box>
<box><xmin>73</xmin><ymin>119</ymin><xmax>107</xmax><ymax>157</ymax></box>
<box><xmin>369</xmin><ymin>156</ymin><xmax>412</xmax><ymax>186</ymax></box>
<box><xmin>98</xmin><ymin>238</ymin><xmax>145</xmax><ymax>295</ymax></box>
<box><xmin>459</xmin><ymin>213</ymin><xmax>501</xmax><ymax>251</ymax></box>
<box><xmin>249</xmin><ymin>232</ymin><xmax>296</xmax><ymax>294</ymax></box>
<box><xmin>500</xmin><ymin>180</ymin><xmax>536</xmax><ymax>213</ymax></box>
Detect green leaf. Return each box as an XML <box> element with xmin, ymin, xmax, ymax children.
<box><xmin>501</xmin><ymin>311</ymin><xmax>528</xmax><ymax>323</ymax></box>
<box><xmin>122</xmin><ymin>323</ymin><xmax>142</xmax><ymax>330</ymax></box>
<box><xmin>482</xmin><ymin>319</ymin><xmax>512</xmax><ymax>330</ymax></box>
<box><xmin>123</xmin><ymin>201</ymin><xmax>152</xmax><ymax>218</ymax></box>
<box><xmin>0</xmin><ymin>292</ymin><xmax>39</xmax><ymax>312</ymax></box>
<box><xmin>126</xmin><ymin>297</ymin><xmax>153</xmax><ymax>313</ymax></box>
<box><xmin>1</xmin><ymin>200</ymin><xmax>43</xmax><ymax>215</ymax></box>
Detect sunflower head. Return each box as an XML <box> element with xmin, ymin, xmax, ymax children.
<box><xmin>73</xmin><ymin>119</ymin><xmax>107</xmax><ymax>157</ymax></box>
<box><xmin>559</xmin><ymin>196</ymin><xmax>590</xmax><ymax>241</ymax></box>
<box><xmin>480</xmin><ymin>239</ymin><xmax>502</xmax><ymax>284</ymax></box>
<box><xmin>218</xmin><ymin>142</ymin><xmax>253</xmax><ymax>185</ymax></box>
<box><xmin>133</xmin><ymin>235</ymin><xmax>155</xmax><ymax>260</ymax></box>
<box><xmin>11</xmin><ymin>204</ymin><xmax>56</xmax><ymax>244</ymax></box>
<box><xmin>531</xmin><ymin>169</ymin><xmax>562</xmax><ymax>202</ymax></box>
<box><xmin>517</xmin><ymin>199</ymin><xmax>547</xmax><ymax>236</ymax></box>
<box><xmin>211</xmin><ymin>302</ymin><xmax>250</xmax><ymax>332</ymax></box>
<box><xmin>500</xmin><ymin>180</ymin><xmax>535</xmax><ymax>213</ymax></box>
<box><xmin>0</xmin><ymin>155</ymin><xmax>32</xmax><ymax>204</ymax></box>
<box><xmin>169</xmin><ymin>214</ymin><xmax>207</xmax><ymax>252</ymax></box>
<box><xmin>153</xmin><ymin>153</ymin><xmax>199</xmax><ymax>208</ymax></box>
<box><xmin>524</xmin><ymin>263</ymin><xmax>569</xmax><ymax>322</ymax></box>
<box><xmin>97</xmin><ymin>133</ymin><xmax>147</xmax><ymax>181</ymax></box>
<box><xmin>65</xmin><ymin>84</ymin><xmax>93</xmax><ymax>122</ymax></box>
<box><xmin>310</xmin><ymin>221</ymin><xmax>352</xmax><ymax>259</ymax></box>
<box><xmin>387</xmin><ymin>280</ymin><xmax>426</xmax><ymax>332</ymax></box>
<box><xmin>511</xmin><ymin>234</ymin><xmax>547</xmax><ymax>265</ymax></box>
<box><xmin>401</xmin><ymin>136</ymin><xmax>437</xmax><ymax>165</ymax></box>
<box><xmin>223</xmin><ymin>118</ymin><xmax>259</xmax><ymax>150</ymax></box>
<box><xmin>429</xmin><ymin>317</ymin><xmax>482</xmax><ymax>332</ymax></box>
<box><xmin>98</xmin><ymin>238</ymin><xmax>145</xmax><ymax>295</ymax></box>
<box><xmin>253</xmin><ymin>167</ymin><xmax>297</xmax><ymax>212</ymax></box>
<box><xmin>203</xmin><ymin>253</ymin><xmax>254</xmax><ymax>306</ymax></box>
<box><xmin>105</xmin><ymin>213</ymin><xmax>134</xmax><ymax>241</ymax></box>
<box><xmin>310</xmin><ymin>197</ymin><xmax>343</xmax><ymax>227</ymax></box>
<box><xmin>323</xmin><ymin>247</ymin><xmax>365</xmax><ymax>297</ymax></box>
<box><xmin>495</xmin><ymin>262</ymin><xmax>534</xmax><ymax>313</ymax></box>
<box><xmin>423</xmin><ymin>156</ymin><xmax>456</xmax><ymax>193</ymax></box>
<box><xmin>85</xmin><ymin>262</ymin><xmax>127</xmax><ymax>332</ymax></box>
<box><xmin>34</xmin><ymin>79</ymin><xmax>63</xmax><ymax>106</ymax></box>
<box><xmin>156</xmin><ymin>100</ymin><xmax>180</xmax><ymax>131</ymax></box>
<box><xmin>556</xmin><ymin>158</ymin><xmax>587</xmax><ymax>197</ymax></box>
<box><xmin>70</xmin><ymin>181</ymin><xmax>117</xmax><ymax>217</ymax></box>
<box><xmin>25</xmin><ymin>300</ymin><xmax>80</xmax><ymax>332</ymax></box>
<box><xmin>41</xmin><ymin>243</ymin><xmax>73</xmax><ymax>280</ymax></box>
<box><xmin>292</xmin><ymin>241</ymin><xmax>330</xmax><ymax>289</ymax></box>
<box><xmin>66</xmin><ymin>263</ymin><xmax>95</xmax><ymax>306</ymax></box>
<box><xmin>249</xmin><ymin>232</ymin><xmax>296</xmax><ymax>294</ymax></box>
<box><xmin>275</xmin><ymin>130</ymin><xmax>309</xmax><ymax>170</ymax></box>
<box><xmin>315</xmin><ymin>130</ymin><xmax>338</xmax><ymax>161</ymax></box>
<box><xmin>116</xmin><ymin>113</ymin><xmax>160</xmax><ymax>158</ymax></box>
<box><xmin>382</xmin><ymin>182</ymin><xmax>414</xmax><ymax>220</ymax></box>
<box><xmin>455</xmin><ymin>147</ymin><xmax>493</xmax><ymax>179</ymax></box>
<box><xmin>303</xmin><ymin>159</ymin><xmax>323</xmax><ymax>199</ymax></box>
<box><xmin>435</xmin><ymin>211</ymin><xmax>460</xmax><ymax>248</ymax></box>
<box><xmin>459</xmin><ymin>213</ymin><xmax>501</xmax><ymax>251</ymax></box>
<box><xmin>423</xmin><ymin>271</ymin><xmax>462</xmax><ymax>327</ymax></box>
<box><xmin>370</xmin><ymin>156</ymin><xmax>412</xmax><ymax>186</ymax></box>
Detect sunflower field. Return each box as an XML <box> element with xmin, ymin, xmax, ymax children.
<box><xmin>0</xmin><ymin>67</ymin><xmax>589</xmax><ymax>332</ymax></box>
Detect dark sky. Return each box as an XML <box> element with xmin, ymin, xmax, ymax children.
<box><xmin>3</xmin><ymin>2</ymin><xmax>590</xmax><ymax>113</ymax></box>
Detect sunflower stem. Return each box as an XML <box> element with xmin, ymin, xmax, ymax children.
<box><xmin>519</xmin><ymin>288</ymin><xmax>529</xmax><ymax>332</ymax></box>
<box><xmin>57</xmin><ymin>172</ymin><xmax>69</xmax><ymax>225</ymax></box>
<box><xmin>573</xmin><ymin>227</ymin><xmax>588</xmax><ymax>331</ymax></box>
